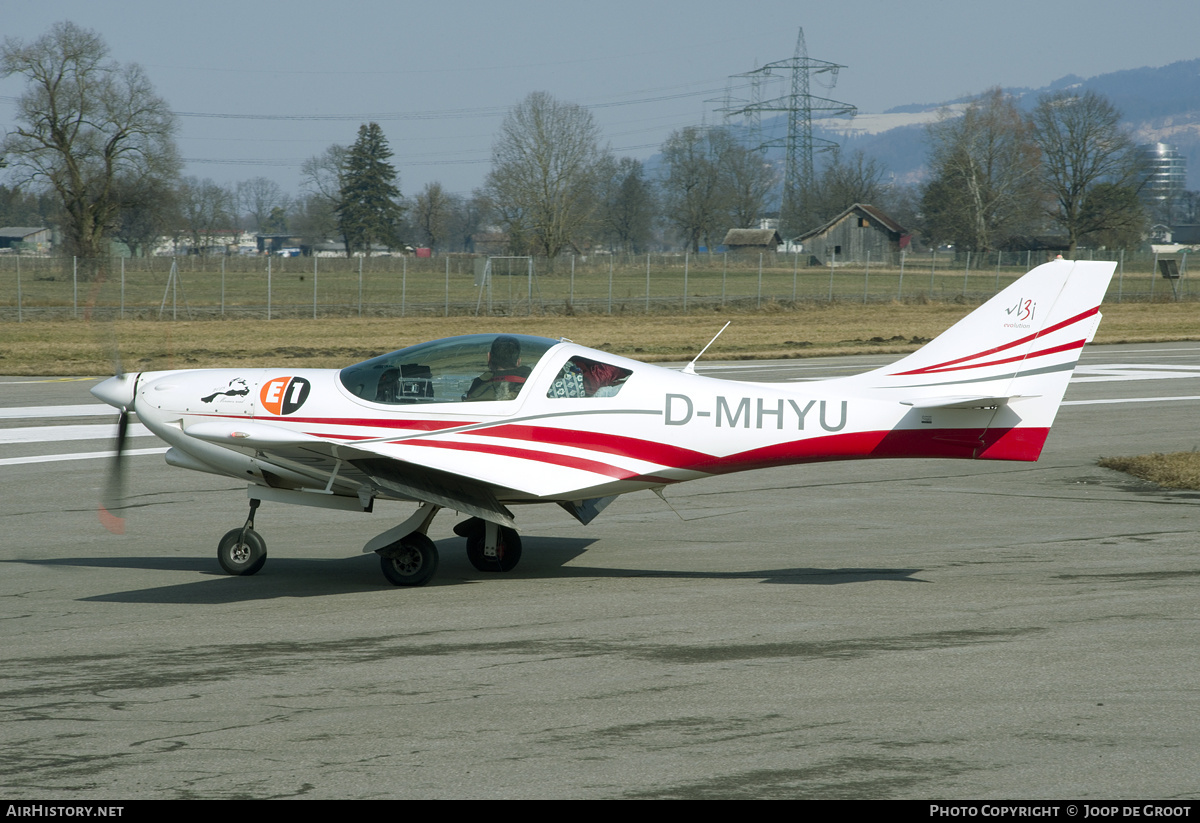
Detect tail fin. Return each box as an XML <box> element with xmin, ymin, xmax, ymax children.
<box><xmin>839</xmin><ymin>258</ymin><xmax>1116</xmax><ymax>460</ymax></box>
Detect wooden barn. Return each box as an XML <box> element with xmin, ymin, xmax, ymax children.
<box><xmin>797</xmin><ymin>204</ymin><xmax>908</xmax><ymax>265</ymax></box>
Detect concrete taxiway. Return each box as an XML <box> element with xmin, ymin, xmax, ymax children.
<box><xmin>1</xmin><ymin>343</ymin><xmax>1198</xmax><ymax>799</ymax></box>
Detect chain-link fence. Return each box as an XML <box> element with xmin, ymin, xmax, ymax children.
<box><xmin>0</xmin><ymin>249</ymin><xmax>1191</xmax><ymax>321</ymax></box>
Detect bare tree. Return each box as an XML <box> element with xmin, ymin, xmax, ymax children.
<box><xmin>296</xmin><ymin>144</ymin><xmax>347</xmax><ymax>242</ymax></box>
<box><xmin>237</xmin><ymin>176</ymin><xmax>291</xmax><ymax>233</ymax></box>
<box><xmin>807</xmin><ymin>147</ymin><xmax>889</xmax><ymax>227</ymax></box>
<box><xmin>659</xmin><ymin>126</ymin><xmax>769</xmax><ymax>251</ymax></box>
<box><xmin>921</xmin><ymin>90</ymin><xmax>1042</xmax><ymax>252</ymax></box>
<box><xmin>446</xmin><ymin>191</ymin><xmax>486</xmax><ymax>253</ymax></box>
<box><xmin>658</xmin><ymin>126</ymin><xmax>726</xmax><ymax>253</ymax></box>
<box><xmin>413</xmin><ymin>181</ymin><xmax>452</xmax><ymax>251</ymax></box>
<box><xmin>716</xmin><ymin>133</ymin><xmax>778</xmax><ymax>231</ymax></box>
<box><xmin>1030</xmin><ymin>90</ymin><xmax>1142</xmax><ymax>255</ymax></box>
<box><xmin>111</xmin><ymin>174</ymin><xmax>177</xmax><ymax>257</ymax></box>
<box><xmin>484</xmin><ymin>92</ymin><xmax>610</xmax><ymax>260</ymax></box>
<box><xmin>1</xmin><ymin>22</ymin><xmax>178</xmax><ymax>263</ymax></box>
<box><xmin>1078</xmin><ymin>182</ymin><xmax>1146</xmax><ymax>250</ymax></box>
<box><xmin>177</xmin><ymin>177</ymin><xmax>236</xmax><ymax>256</ymax></box>
<box><xmin>597</xmin><ymin>157</ymin><xmax>655</xmax><ymax>254</ymax></box>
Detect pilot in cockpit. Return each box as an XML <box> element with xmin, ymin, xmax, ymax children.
<box><xmin>464</xmin><ymin>335</ymin><xmax>531</xmax><ymax>401</ymax></box>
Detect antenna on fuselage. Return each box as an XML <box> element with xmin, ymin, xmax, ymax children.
<box><xmin>682</xmin><ymin>321</ymin><xmax>731</xmax><ymax>375</ymax></box>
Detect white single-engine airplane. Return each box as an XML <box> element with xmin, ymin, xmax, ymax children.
<box><xmin>92</xmin><ymin>258</ymin><xmax>1115</xmax><ymax>586</ymax></box>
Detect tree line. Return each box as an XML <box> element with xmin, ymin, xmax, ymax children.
<box><xmin>2</xmin><ymin>21</ymin><xmax>1188</xmax><ymax>269</ymax></box>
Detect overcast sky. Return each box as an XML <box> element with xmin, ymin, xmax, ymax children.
<box><xmin>2</xmin><ymin>0</ymin><xmax>1197</xmax><ymax>199</ymax></box>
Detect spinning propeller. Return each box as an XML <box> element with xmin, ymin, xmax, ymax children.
<box><xmin>92</xmin><ymin>360</ymin><xmax>138</xmax><ymax>535</ymax></box>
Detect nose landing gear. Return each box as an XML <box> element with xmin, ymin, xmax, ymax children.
<box><xmin>217</xmin><ymin>499</ymin><xmax>266</xmax><ymax>575</ymax></box>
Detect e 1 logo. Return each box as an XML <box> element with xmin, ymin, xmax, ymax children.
<box><xmin>260</xmin><ymin>376</ymin><xmax>311</xmax><ymax>415</ymax></box>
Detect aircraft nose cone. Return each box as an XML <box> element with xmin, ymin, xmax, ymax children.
<box><xmin>91</xmin><ymin>373</ymin><xmax>138</xmax><ymax>409</ymax></box>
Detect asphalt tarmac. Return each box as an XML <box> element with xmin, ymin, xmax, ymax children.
<box><xmin>1</xmin><ymin>343</ymin><xmax>1198</xmax><ymax>799</ymax></box>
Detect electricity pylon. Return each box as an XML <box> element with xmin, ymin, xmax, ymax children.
<box><xmin>721</xmin><ymin>28</ymin><xmax>856</xmax><ymax>238</ymax></box>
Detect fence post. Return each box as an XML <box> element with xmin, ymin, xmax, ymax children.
<box><xmin>645</xmin><ymin>253</ymin><xmax>650</xmax><ymax>313</ymax></box>
<box><xmin>401</xmin><ymin>256</ymin><xmax>406</xmax><ymax>318</ymax></box>
<box><xmin>358</xmin><ymin>255</ymin><xmax>363</xmax><ymax>317</ymax></box>
<box><xmin>445</xmin><ymin>255</ymin><xmax>450</xmax><ymax>317</ymax></box>
<box><xmin>792</xmin><ymin>250</ymin><xmax>798</xmax><ymax>302</ymax></box>
<box><xmin>526</xmin><ymin>257</ymin><xmax>533</xmax><ymax>316</ymax></box>
<box><xmin>722</xmin><ymin>252</ymin><xmax>728</xmax><ymax>307</ymax></box>
<box><xmin>962</xmin><ymin>251</ymin><xmax>970</xmax><ymax>297</ymax></box>
<box><xmin>73</xmin><ymin>257</ymin><xmax>78</xmax><ymax>319</ymax></box>
<box><xmin>267</xmin><ymin>255</ymin><xmax>272</xmax><ymax>321</ymax></box>
<box><xmin>1182</xmin><ymin>250</ymin><xmax>1190</xmax><ymax>299</ymax></box>
<box><xmin>570</xmin><ymin>254</ymin><xmax>575</xmax><ymax>307</ymax></box>
<box><xmin>313</xmin><ymin>255</ymin><xmax>318</xmax><ymax>319</ymax></box>
<box><xmin>120</xmin><ymin>257</ymin><xmax>125</xmax><ymax>320</ymax></box>
<box><xmin>863</xmin><ymin>250</ymin><xmax>870</xmax><ymax>304</ymax></box>
<box><xmin>1151</xmin><ymin>251</ymin><xmax>1157</xmax><ymax>301</ymax></box>
<box><xmin>1117</xmin><ymin>249</ymin><xmax>1123</xmax><ymax>303</ymax></box>
<box><xmin>828</xmin><ymin>250</ymin><xmax>835</xmax><ymax>302</ymax></box>
<box><xmin>683</xmin><ymin>251</ymin><xmax>689</xmax><ymax>313</ymax></box>
<box><xmin>16</xmin><ymin>255</ymin><xmax>21</xmax><ymax>322</ymax></box>
<box><xmin>757</xmin><ymin>253</ymin><xmax>763</xmax><ymax>308</ymax></box>
<box><xmin>608</xmin><ymin>254</ymin><xmax>613</xmax><ymax>314</ymax></box>
<box><xmin>930</xmin><ymin>250</ymin><xmax>936</xmax><ymax>296</ymax></box>
<box><xmin>898</xmin><ymin>248</ymin><xmax>905</xmax><ymax>300</ymax></box>
<box><xmin>220</xmin><ymin>256</ymin><xmax>225</xmax><ymax>316</ymax></box>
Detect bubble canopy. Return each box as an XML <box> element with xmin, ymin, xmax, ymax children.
<box><xmin>339</xmin><ymin>333</ymin><xmax>559</xmax><ymax>405</ymax></box>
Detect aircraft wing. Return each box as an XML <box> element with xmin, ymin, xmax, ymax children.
<box><xmin>185</xmin><ymin>420</ymin><xmax>519</xmax><ymax>527</ymax></box>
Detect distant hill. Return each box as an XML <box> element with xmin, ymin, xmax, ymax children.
<box><xmin>787</xmin><ymin>59</ymin><xmax>1200</xmax><ymax>189</ymax></box>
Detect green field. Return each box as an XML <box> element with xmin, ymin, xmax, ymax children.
<box><xmin>0</xmin><ymin>251</ymin><xmax>1192</xmax><ymax>322</ymax></box>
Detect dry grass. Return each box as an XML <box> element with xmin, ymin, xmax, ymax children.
<box><xmin>1098</xmin><ymin>452</ymin><xmax>1200</xmax><ymax>490</ymax></box>
<box><xmin>0</xmin><ymin>300</ymin><xmax>1197</xmax><ymax>376</ymax></box>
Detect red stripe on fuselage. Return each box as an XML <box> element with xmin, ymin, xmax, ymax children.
<box><xmin>396</xmin><ymin>438</ymin><xmax>642</xmax><ymax>481</ymax></box>
<box><xmin>474</xmin><ymin>424</ymin><xmax>712</xmax><ymax>466</ymax></box>
<box><xmin>389</xmin><ymin>424</ymin><xmax>1049</xmax><ymax>486</ymax></box>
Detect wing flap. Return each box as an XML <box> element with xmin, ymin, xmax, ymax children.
<box><xmin>352</xmin><ymin>456</ymin><xmax>516</xmax><ymax>528</ymax></box>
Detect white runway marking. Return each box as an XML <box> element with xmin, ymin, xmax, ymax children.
<box><xmin>0</xmin><ymin>447</ymin><xmax>169</xmax><ymax>467</ymax></box>
<box><xmin>0</xmin><ymin>404</ymin><xmax>115</xmax><ymax>419</ymax></box>
<box><xmin>1071</xmin><ymin>364</ymin><xmax>1200</xmax><ymax>383</ymax></box>
<box><xmin>0</xmin><ymin>423</ymin><xmax>154</xmax><ymax>444</ymax></box>
<box><xmin>1062</xmin><ymin>395</ymin><xmax>1200</xmax><ymax>406</ymax></box>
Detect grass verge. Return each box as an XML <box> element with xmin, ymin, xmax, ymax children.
<box><xmin>0</xmin><ymin>300</ymin><xmax>1197</xmax><ymax>376</ymax></box>
<box><xmin>1098</xmin><ymin>452</ymin><xmax>1200</xmax><ymax>491</ymax></box>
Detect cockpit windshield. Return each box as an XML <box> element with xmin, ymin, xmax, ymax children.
<box><xmin>339</xmin><ymin>333</ymin><xmax>558</xmax><ymax>405</ymax></box>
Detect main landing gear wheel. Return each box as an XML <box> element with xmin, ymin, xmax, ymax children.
<box><xmin>217</xmin><ymin>528</ymin><xmax>267</xmax><ymax>576</ymax></box>
<box><xmin>378</xmin><ymin>533</ymin><xmax>439</xmax><ymax>587</ymax></box>
<box><xmin>466</xmin><ymin>526</ymin><xmax>522</xmax><ymax>573</ymax></box>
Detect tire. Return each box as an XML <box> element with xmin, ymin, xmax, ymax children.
<box><xmin>378</xmin><ymin>533</ymin><xmax>439</xmax><ymax>587</ymax></box>
<box><xmin>466</xmin><ymin>526</ymin><xmax>522</xmax><ymax>572</ymax></box>
<box><xmin>217</xmin><ymin>528</ymin><xmax>267</xmax><ymax>576</ymax></box>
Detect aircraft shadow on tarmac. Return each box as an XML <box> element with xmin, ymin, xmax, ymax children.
<box><xmin>6</xmin><ymin>537</ymin><xmax>927</xmax><ymax>605</ymax></box>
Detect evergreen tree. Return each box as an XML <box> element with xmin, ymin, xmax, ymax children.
<box><xmin>337</xmin><ymin>123</ymin><xmax>403</xmax><ymax>256</ymax></box>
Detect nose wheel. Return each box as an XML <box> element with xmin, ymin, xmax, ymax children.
<box><xmin>217</xmin><ymin>499</ymin><xmax>267</xmax><ymax>576</ymax></box>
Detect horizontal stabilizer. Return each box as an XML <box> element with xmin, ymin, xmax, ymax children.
<box><xmin>901</xmin><ymin>395</ymin><xmax>1037</xmax><ymax>410</ymax></box>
